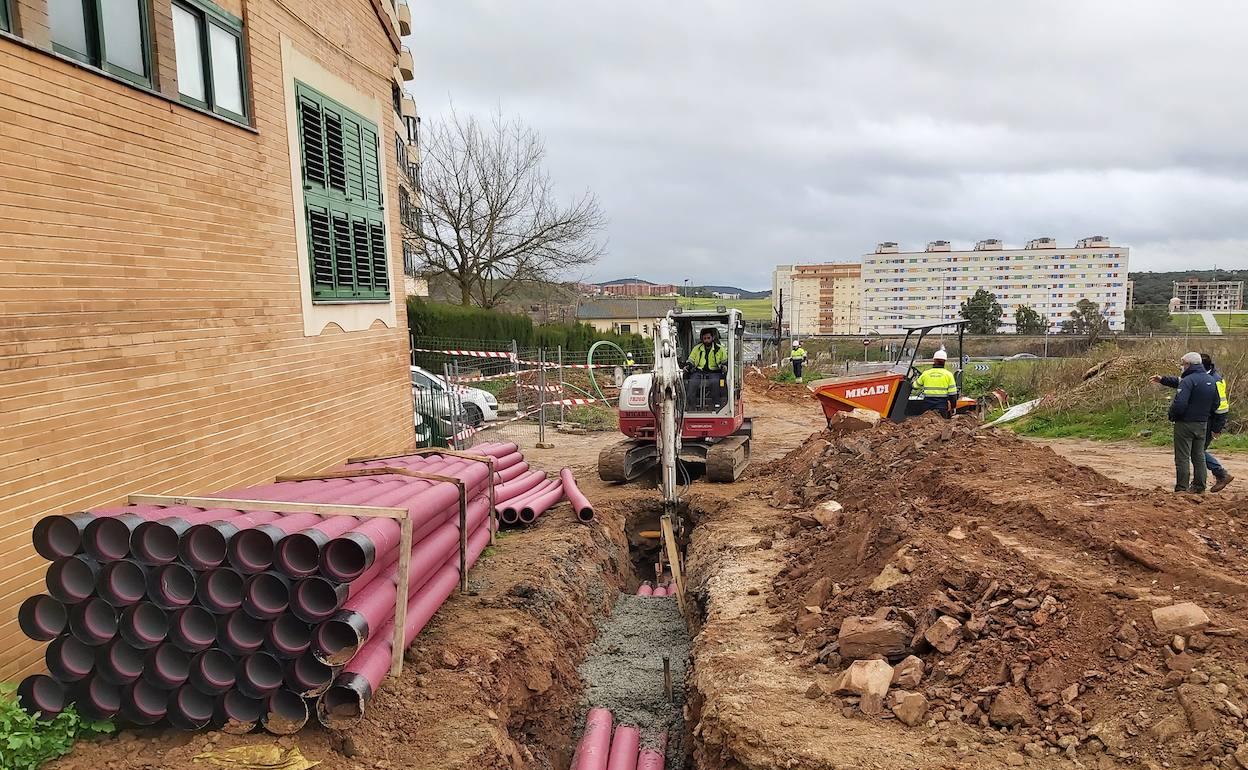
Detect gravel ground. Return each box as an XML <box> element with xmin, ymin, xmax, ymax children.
<box><xmin>577</xmin><ymin>590</ymin><xmax>691</xmax><ymax>764</ymax></box>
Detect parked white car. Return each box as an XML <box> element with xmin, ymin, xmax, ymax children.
<box><xmin>410</xmin><ymin>365</ymin><xmax>499</xmax><ymax>426</ymax></box>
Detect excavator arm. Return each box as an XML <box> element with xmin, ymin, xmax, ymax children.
<box><xmin>652</xmin><ymin>315</ymin><xmax>684</xmax><ymax>516</ymax></box>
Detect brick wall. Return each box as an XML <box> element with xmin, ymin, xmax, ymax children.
<box><xmin>0</xmin><ymin>0</ymin><xmax>413</xmax><ymax>678</ymax></box>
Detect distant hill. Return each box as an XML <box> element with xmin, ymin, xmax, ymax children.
<box><xmin>1130</xmin><ymin>269</ymin><xmax>1248</xmax><ymax>306</ymax></box>
<box><xmin>595</xmin><ymin>278</ymin><xmax>768</xmax><ymax>299</ymax></box>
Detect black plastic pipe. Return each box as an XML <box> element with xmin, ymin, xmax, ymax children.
<box><xmin>168</xmin><ymin>606</ymin><xmax>217</xmax><ymax>653</ymax></box>
<box><xmin>75</xmin><ymin>674</ymin><xmax>121</xmax><ymax>720</ymax></box>
<box><xmin>242</xmin><ymin>571</ymin><xmax>290</xmax><ymax>621</ymax></box>
<box><xmin>265</xmin><ymin>614</ymin><xmax>311</xmax><ymax>659</ymax></box>
<box><xmin>45</xmin><ymin>555</ymin><xmax>98</xmax><ymax>604</ymax></box>
<box><xmin>143</xmin><ymin>643</ymin><xmax>192</xmax><ymax>690</ymax></box>
<box><xmin>288</xmin><ymin>576</ymin><xmax>350</xmax><ymax>624</ymax></box>
<box><xmin>218</xmin><ymin>610</ymin><xmax>266</xmax><ymax>656</ymax></box>
<box><xmin>68</xmin><ymin>597</ymin><xmax>118</xmax><ymax>646</ymax></box>
<box><xmin>146</xmin><ymin>562</ymin><xmax>197</xmax><ymax>610</ymax></box>
<box><xmin>197</xmin><ymin>567</ymin><xmax>245</xmax><ymax>615</ymax></box>
<box><xmin>119</xmin><ymin>602</ymin><xmax>170</xmax><ymax>650</ymax></box>
<box><xmin>96</xmin><ymin>638</ymin><xmax>146</xmax><ymax>685</ymax></box>
<box><xmin>189</xmin><ymin>648</ymin><xmax>236</xmax><ymax>694</ymax></box>
<box><xmin>18</xmin><ymin>594</ymin><xmax>67</xmax><ymax>641</ymax></box>
<box><xmin>46</xmin><ymin>634</ymin><xmax>95</xmax><ymax>682</ymax></box>
<box><xmin>262</xmin><ymin>688</ymin><xmax>310</xmax><ymax>735</ymax></box>
<box><xmin>215</xmin><ymin>689</ymin><xmax>263</xmax><ymax>734</ymax></box>
<box><xmin>33</xmin><ymin>512</ymin><xmax>95</xmax><ymax>561</ymax></box>
<box><xmin>97</xmin><ymin>559</ymin><xmax>147</xmax><ymax>607</ymax></box>
<box><xmin>17</xmin><ymin>674</ymin><xmax>66</xmax><ymax>718</ymax></box>
<box><xmin>235</xmin><ymin>651</ymin><xmax>284</xmax><ymax>699</ymax></box>
<box><xmin>167</xmin><ymin>683</ymin><xmax>215</xmax><ymax>730</ymax></box>
<box><xmin>120</xmin><ymin>679</ymin><xmax>169</xmax><ymax>725</ymax></box>
<box><xmin>286</xmin><ymin>651</ymin><xmax>336</xmax><ymax>697</ymax></box>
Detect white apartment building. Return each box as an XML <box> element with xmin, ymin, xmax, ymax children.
<box><xmin>861</xmin><ymin>237</ymin><xmax>1130</xmax><ymax>334</ymax></box>
<box><xmin>772</xmin><ymin>265</ymin><xmax>794</xmax><ymax>319</ymax></box>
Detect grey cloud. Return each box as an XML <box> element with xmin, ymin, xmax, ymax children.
<box><xmin>406</xmin><ymin>1</ymin><xmax>1248</xmax><ymax>288</ymax></box>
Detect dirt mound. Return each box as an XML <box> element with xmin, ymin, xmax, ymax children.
<box><xmin>762</xmin><ymin>415</ymin><xmax>1248</xmax><ymax>767</ymax></box>
<box><xmin>744</xmin><ymin>368</ymin><xmax>814</xmax><ymax>405</ymax></box>
<box><xmin>1037</xmin><ymin>355</ymin><xmax>1174</xmax><ymax>414</ymax></box>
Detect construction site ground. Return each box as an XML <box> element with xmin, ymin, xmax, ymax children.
<box><xmin>51</xmin><ymin>380</ymin><xmax>1248</xmax><ymax>769</ymax></box>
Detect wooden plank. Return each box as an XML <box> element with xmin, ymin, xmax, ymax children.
<box><xmin>660</xmin><ymin>515</ymin><xmax>686</xmax><ymax>614</ymax></box>
<box><xmin>276</xmin><ymin>467</ymin><xmax>462</xmax><ymax>485</ymax></box>
<box><xmin>127</xmin><ymin>494</ymin><xmax>406</xmax><ymax>520</ymax></box>
<box><xmin>389</xmin><ymin>514</ymin><xmax>412</xmax><ymax>680</ymax></box>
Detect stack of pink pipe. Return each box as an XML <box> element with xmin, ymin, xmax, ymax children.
<box><xmin>572</xmin><ymin>708</ymin><xmax>667</xmax><ymax>770</ymax></box>
<box><xmin>19</xmin><ymin>442</ymin><xmax>535</xmax><ymax>732</ymax></box>
<box><xmin>635</xmin><ymin>583</ymin><xmax>674</xmax><ymax>598</ymax></box>
<box><xmin>494</xmin><ymin>465</ymin><xmax>594</xmax><ymax>526</ymax></box>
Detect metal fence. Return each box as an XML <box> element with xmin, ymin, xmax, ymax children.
<box><xmin>407</xmin><ymin>335</ymin><xmax>651</xmax><ymax>450</ymax></box>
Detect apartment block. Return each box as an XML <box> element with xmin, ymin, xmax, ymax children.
<box><xmin>791</xmin><ymin>263</ymin><xmax>863</xmax><ymax>336</ymax></box>
<box><xmin>1</xmin><ymin>0</ymin><xmax>417</xmax><ymax>677</ymax></box>
<box><xmin>1172</xmin><ymin>279</ymin><xmax>1244</xmax><ymax>312</ymax></box>
<box><xmin>599</xmin><ymin>281</ymin><xmax>679</xmax><ymax>297</ymax></box>
<box><xmin>862</xmin><ymin>237</ymin><xmax>1130</xmax><ymax>334</ymax></box>
<box><xmin>772</xmin><ymin>264</ymin><xmax>794</xmax><ymax>319</ymax></box>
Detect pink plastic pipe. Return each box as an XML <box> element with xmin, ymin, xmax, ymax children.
<box><xmin>572</xmin><ymin>708</ymin><xmax>614</xmax><ymax>770</ymax></box>
<box><xmin>651</xmin><ymin>585</ymin><xmax>668</xmax><ymax>598</ymax></box>
<box><xmin>519</xmin><ymin>483</ymin><xmax>566</xmax><ymax>524</ymax></box>
<box><xmin>561</xmin><ymin>467</ymin><xmax>596</xmax><ymax>522</ymax></box>
<box><xmin>495</xmin><ymin>461</ymin><xmax>530</xmax><ymax>483</ymax></box>
<box><xmin>606</xmin><ymin>724</ymin><xmax>640</xmax><ymax>770</ymax></box>
<box><xmin>636</xmin><ymin>583</ymin><xmax>653</xmax><ymax>597</ymax></box>
<box><xmin>316</xmin><ymin>524</ymin><xmax>492</xmax><ymax>727</ymax></box>
<box><xmin>494</xmin><ymin>470</ymin><xmax>546</xmax><ymax>501</ymax></box>
<box><xmin>502</xmin><ymin>478</ymin><xmax>560</xmax><ymax>523</ymax></box>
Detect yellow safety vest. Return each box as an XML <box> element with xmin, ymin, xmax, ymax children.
<box><xmin>915</xmin><ymin>367</ymin><xmax>958</xmax><ymax>397</ymax></box>
<box><xmin>1215</xmin><ymin>376</ymin><xmax>1229</xmax><ymax>414</ymax></box>
<box><xmin>688</xmin><ymin>344</ymin><xmax>728</xmax><ymax>371</ymax></box>
<box><xmin>790</xmin><ymin>347</ymin><xmax>807</xmax><ymax>361</ymax></box>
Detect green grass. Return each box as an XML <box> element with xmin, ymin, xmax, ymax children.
<box><xmin>771</xmin><ymin>369</ymin><xmax>824</xmax><ymax>383</ymax></box>
<box><xmin>563</xmin><ymin>404</ymin><xmax>619</xmax><ymax>431</ymax></box>
<box><xmin>678</xmin><ymin>296</ymin><xmax>773</xmax><ymax>321</ymax></box>
<box><xmin>1012</xmin><ymin>404</ymin><xmax>1248</xmax><ymax>452</ymax></box>
<box><xmin>0</xmin><ymin>686</ymin><xmax>114</xmax><ymax>770</ymax></box>
<box><xmin>1215</xmin><ymin>313</ymin><xmax>1248</xmax><ymax>331</ymax></box>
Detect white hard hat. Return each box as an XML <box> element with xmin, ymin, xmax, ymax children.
<box><xmin>792</xmin><ymin>341</ymin><xmax>800</xmax><ymax>348</ymax></box>
<box><xmin>933</xmin><ymin>348</ymin><xmax>948</xmax><ymax>361</ymax></box>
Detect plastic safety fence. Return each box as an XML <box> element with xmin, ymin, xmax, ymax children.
<box><xmin>17</xmin><ymin>442</ymin><xmax>593</xmax><ymax>732</ymax></box>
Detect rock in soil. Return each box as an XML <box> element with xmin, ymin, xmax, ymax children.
<box><xmin>838</xmin><ymin>616</ymin><xmax>912</xmax><ymax>660</ymax></box>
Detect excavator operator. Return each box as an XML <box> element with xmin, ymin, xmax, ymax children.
<box><xmin>914</xmin><ymin>348</ymin><xmax>959</xmax><ymax>417</ymax></box>
<box><xmin>684</xmin><ymin>327</ymin><xmax>728</xmax><ymax>410</ymax></box>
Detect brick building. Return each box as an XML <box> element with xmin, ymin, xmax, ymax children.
<box><xmin>1</xmin><ymin>0</ymin><xmax>417</xmax><ymax>677</ymax></box>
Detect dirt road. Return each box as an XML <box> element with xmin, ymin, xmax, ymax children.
<box><xmin>1037</xmin><ymin>437</ymin><xmax>1247</xmax><ymax>493</ymax></box>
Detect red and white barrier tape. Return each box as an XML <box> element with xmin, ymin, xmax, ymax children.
<box><xmin>413</xmin><ymin>347</ymin><xmax>516</xmax><ymax>360</ymax></box>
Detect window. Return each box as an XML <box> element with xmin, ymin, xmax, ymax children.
<box><xmin>50</xmin><ymin>0</ymin><xmax>151</xmax><ymax>84</ymax></box>
<box><xmin>296</xmin><ymin>82</ymin><xmax>389</xmax><ymax>303</ymax></box>
<box><xmin>173</xmin><ymin>0</ymin><xmax>248</xmax><ymax>122</ymax></box>
<box><xmin>1</xmin><ymin>0</ymin><xmax>9</xmax><ymax>32</ymax></box>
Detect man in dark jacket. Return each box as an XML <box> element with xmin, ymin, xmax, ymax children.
<box><xmin>1150</xmin><ymin>352</ymin><xmax>1221</xmax><ymax>493</ymax></box>
<box><xmin>1152</xmin><ymin>352</ymin><xmax>1234</xmax><ymax>492</ymax></box>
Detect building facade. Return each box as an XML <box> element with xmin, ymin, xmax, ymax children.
<box><xmin>862</xmin><ymin>237</ymin><xmax>1130</xmax><ymax>334</ymax></box>
<box><xmin>1</xmin><ymin>0</ymin><xmax>416</xmax><ymax>677</ymax></box>
<box><xmin>771</xmin><ymin>264</ymin><xmax>793</xmax><ymax>322</ymax></box>
<box><xmin>599</xmin><ymin>281</ymin><xmax>679</xmax><ymax>297</ymax></box>
<box><xmin>791</xmin><ymin>263</ymin><xmax>862</xmax><ymax>336</ymax></box>
<box><xmin>575</xmin><ymin>298</ymin><xmax>678</xmax><ymax>337</ymax></box>
<box><xmin>1172</xmin><ymin>280</ymin><xmax>1244</xmax><ymax>312</ymax></box>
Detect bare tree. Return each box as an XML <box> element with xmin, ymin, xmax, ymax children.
<box><xmin>415</xmin><ymin>109</ymin><xmax>605</xmax><ymax>307</ymax></box>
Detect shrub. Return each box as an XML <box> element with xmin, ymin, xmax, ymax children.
<box><xmin>0</xmin><ymin>686</ymin><xmax>114</xmax><ymax>770</ymax></box>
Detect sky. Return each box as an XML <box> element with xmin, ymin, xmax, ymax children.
<box><xmin>406</xmin><ymin>2</ymin><xmax>1248</xmax><ymax>291</ymax></box>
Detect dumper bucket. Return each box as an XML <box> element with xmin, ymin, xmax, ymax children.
<box><xmin>808</xmin><ymin>371</ymin><xmax>907</xmax><ymax>422</ymax></box>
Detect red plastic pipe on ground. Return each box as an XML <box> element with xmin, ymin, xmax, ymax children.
<box><xmin>518</xmin><ymin>483</ymin><xmax>566</xmax><ymax>524</ymax></box>
<box><xmin>605</xmin><ymin>724</ymin><xmax>640</xmax><ymax>770</ymax></box>
<box><xmin>637</xmin><ymin>732</ymin><xmax>667</xmax><ymax>770</ymax></box>
<box><xmin>316</xmin><ymin>524</ymin><xmax>492</xmax><ymax>728</ymax></box>
<box><xmin>560</xmin><ymin>468</ymin><xmax>595</xmax><ymax>522</ymax></box>
<box><xmin>572</xmin><ymin>708</ymin><xmax>614</xmax><ymax>770</ymax></box>
<box><xmin>311</xmin><ymin>497</ymin><xmax>490</xmax><ymax>664</ymax></box>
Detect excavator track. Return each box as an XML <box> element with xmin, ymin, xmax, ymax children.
<box><xmin>705</xmin><ymin>434</ymin><xmax>750</xmax><ymax>482</ymax></box>
<box><xmin>598</xmin><ymin>438</ymin><xmax>658</xmax><ymax>482</ymax></box>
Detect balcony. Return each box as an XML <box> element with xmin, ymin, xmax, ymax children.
<box><xmin>399</xmin><ymin>47</ymin><xmax>415</xmax><ymax>81</ymax></box>
<box><xmin>401</xmin><ymin>97</ymin><xmax>417</xmax><ymax>125</ymax></box>
<box><xmin>398</xmin><ymin>2</ymin><xmax>412</xmax><ymax>35</ymax></box>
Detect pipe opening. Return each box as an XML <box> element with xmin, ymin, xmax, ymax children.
<box><xmin>180</xmin><ymin>523</ymin><xmax>230</xmax><ymax>571</ymax></box>
<box><xmin>76</xmin><ymin>676</ymin><xmax>121</xmax><ymax>720</ymax></box>
<box><xmin>499</xmin><ymin>508</ymin><xmax>519</xmax><ymax>526</ymax></box>
<box><xmin>243</xmin><ymin>572</ymin><xmax>290</xmax><ymax>620</ymax></box>
<box><xmin>19</xmin><ymin>595</ymin><xmax>68</xmax><ymax>642</ymax></box>
<box><xmin>220</xmin><ymin>611</ymin><xmax>266</xmax><ymax>655</ymax></box>
<box><xmin>197</xmin><ymin>568</ymin><xmax>245</xmax><ymax>614</ymax></box>
<box><xmin>289</xmin><ymin>577</ymin><xmax>344</xmax><ymax>623</ymax></box>
<box><xmin>46</xmin><ymin>555</ymin><xmax>98</xmax><ymax>604</ymax></box>
<box><xmin>132</xmin><ymin>520</ymin><xmax>183</xmax><ymax>565</ymax></box>
<box><xmin>147</xmin><ymin>563</ymin><xmax>197</xmax><ymax>610</ymax></box>
<box><xmin>266</xmin><ymin>614</ymin><xmax>311</xmax><ymax>658</ymax></box>
<box><xmin>229</xmin><ymin>528</ymin><xmax>277</xmax><ymax>574</ymax></box>
<box><xmin>518</xmin><ymin>507</ymin><xmax>538</xmax><ymax>524</ymax></box>
<box><xmin>170</xmin><ymin>606</ymin><xmax>217</xmax><ymax>652</ymax></box>
<box><xmin>168</xmin><ymin>684</ymin><xmax>215</xmax><ymax>730</ymax></box>
<box><xmin>312</xmin><ymin>617</ymin><xmax>364</xmax><ymax>666</ymax></box>
<box><xmin>121</xmin><ymin>679</ymin><xmax>168</xmax><ymax>725</ymax></box>
<box><xmin>288</xmin><ymin>653</ymin><xmax>334</xmax><ymax>696</ymax></box>
<box><xmin>99</xmin><ymin>559</ymin><xmax>147</xmax><ymax>607</ymax></box>
<box><xmin>18</xmin><ymin>675</ymin><xmax>67</xmax><ymax>718</ymax></box>
<box><xmin>274</xmin><ymin>531</ymin><xmax>324</xmax><ymax>578</ymax></box>
<box><xmin>69</xmin><ymin>598</ymin><xmax>119</xmax><ymax>646</ymax></box>
<box><xmin>189</xmin><ymin>648</ymin><xmax>236</xmax><ymax>693</ymax></box>
<box><xmin>263</xmin><ymin>689</ymin><xmax>310</xmax><ymax>735</ymax></box>
<box><xmin>120</xmin><ymin>602</ymin><xmax>170</xmax><ymax>649</ymax></box>
<box><xmin>97</xmin><ymin>639</ymin><xmax>146</xmax><ymax>684</ymax></box>
<box><xmin>217</xmin><ymin>690</ymin><xmax>263</xmax><ymax>735</ymax></box>
<box><xmin>320</xmin><ymin>535</ymin><xmax>370</xmax><ymax>583</ymax></box>
<box><xmin>33</xmin><ymin>514</ymin><xmax>89</xmax><ymax>561</ymax></box>
<box><xmin>46</xmin><ymin>635</ymin><xmax>95</xmax><ymax>682</ymax></box>
<box><xmin>83</xmin><ymin>515</ymin><xmax>136</xmax><ymax>562</ymax></box>
<box><xmin>237</xmin><ymin>652</ymin><xmax>284</xmax><ymax>698</ymax></box>
<box><xmin>317</xmin><ymin>684</ymin><xmax>364</xmax><ymax>729</ymax></box>
<box><xmin>576</xmin><ymin>506</ymin><xmax>595</xmax><ymax>523</ymax></box>
<box><xmin>144</xmin><ymin>644</ymin><xmax>192</xmax><ymax>689</ymax></box>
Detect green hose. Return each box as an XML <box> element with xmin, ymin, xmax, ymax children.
<box><xmin>586</xmin><ymin>340</ymin><xmax>627</xmax><ymax>403</ymax></box>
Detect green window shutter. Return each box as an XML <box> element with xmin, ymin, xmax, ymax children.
<box><xmin>351</xmin><ymin>215</ymin><xmax>374</xmax><ymax>293</ymax></box>
<box><xmin>306</xmin><ymin>202</ymin><xmax>335</xmax><ymax>295</ymax></box>
<box><xmin>362</xmin><ymin>128</ymin><xmax>383</xmax><ymax>208</ymax></box>
<box><xmin>324</xmin><ymin>107</ymin><xmax>348</xmax><ymax>194</ymax></box>
<box><xmin>341</xmin><ymin>115</ymin><xmax>365</xmax><ymax>202</ymax></box>
<box><xmin>298</xmin><ymin>90</ymin><xmax>328</xmax><ymax>190</ymax></box>
<box><xmin>330</xmin><ymin>210</ymin><xmax>355</xmax><ymax>295</ymax></box>
<box><xmin>368</xmin><ymin>216</ymin><xmax>389</xmax><ymax>296</ymax></box>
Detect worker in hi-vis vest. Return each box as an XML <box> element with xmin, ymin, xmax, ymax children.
<box><xmin>914</xmin><ymin>348</ymin><xmax>958</xmax><ymax>416</ymax></box>
<box><xmin>685</xmin><ymin>327</ymin><xmax>729</xmax><ymax>408</ymax></box>
<box><xmin>1153</xmin><ymin>352</ymin><xmax>1234</xmax><ymax>492</ymax></box>
<box><xmin>790</xmin><ymin>341</ymin><xmax>807</xmax><ymax>382</ymax></box>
